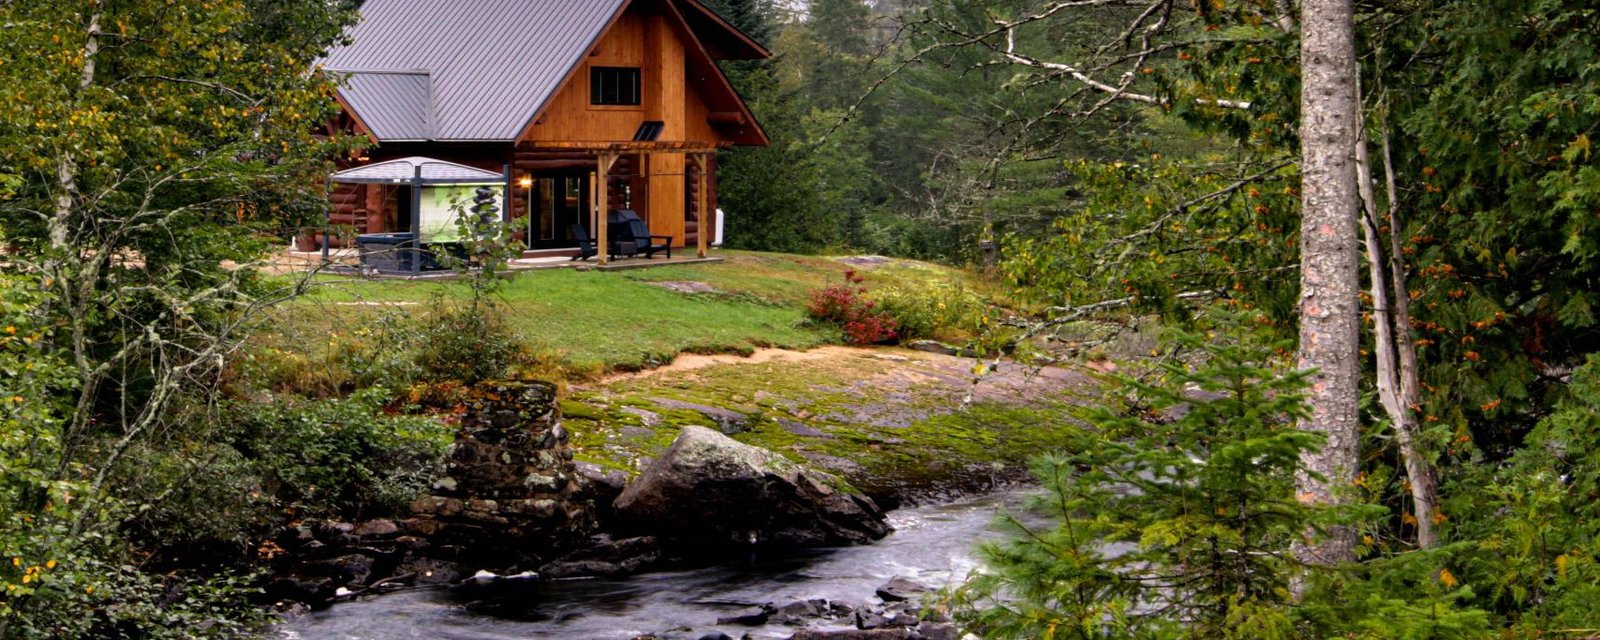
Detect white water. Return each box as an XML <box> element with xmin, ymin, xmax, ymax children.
<box><xmin>275</xmin><ymin>492</ymin><xmax>1027</xmax><ymax>640</ymax></box>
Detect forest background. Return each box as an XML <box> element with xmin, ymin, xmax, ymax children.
<box><xmin>2</xmin><ymin>0</ymin><xmax>1600</xmax><ymax>637</ymax></box>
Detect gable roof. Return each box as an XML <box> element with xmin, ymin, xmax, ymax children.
<box><xmin>336</xmin><ymin>70</ymin><xmax>432</xmax><ymax>141</ymax></box>
<box><xmin>322</xmin><ymin>0</ymin><xmax>768</xmax><ymax>143</ymax></box>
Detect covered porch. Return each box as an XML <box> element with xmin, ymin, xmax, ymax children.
<box><xmin>315</xmin><ymin>142</ymin><xmax>728</xmax><ymax>266</ymax></box>
<box><xmin>506</xmin><ymin>141</ymin><xmax>726</xmax><ymax>265</ymax></box>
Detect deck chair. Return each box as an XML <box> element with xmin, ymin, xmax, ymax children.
<box><xmin>570</xmin><ymin>223</ymin><xmax>598</xmax><ymax>261</ymax></box>
<box><xmin>612</xmin><ymin>210</ymin><xmax>672</xmax><ymax>259</ymax></box>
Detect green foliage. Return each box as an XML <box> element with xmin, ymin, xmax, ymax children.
<box><xmin>1370</xmin><ymin>0</ymin><xmax>1600</xmax><ymax>457</ymax></box>
<box><xmin>0</xmin><ymin>0</ymin><xmax>356</xmax><ymax>633</ymax></box>
<box><xmin>414</xmin><ymin>297</ymin><xmax>522</xmax><ymax>384</ymax></box>
<box><xmin>999</xmin><ymin>155</ymin><xmax>1299</xmax><ymax>324</ymax></box>
<box><xmin>3</xmin><ymin>550</ymin><xmax>265</xmax><ymax>640</ymax></box>
<box><xmin>870</xmin><ymin>280</ymin><xmax>990</xmax><ymax>342</ymax></box>
<box><xmin>1296</xmin><ymin>547</ymin><xmax>1492</xmax><ymax>640</ymax></box>
<box><xmin>1433</xmin><ymin>355</ymin><xmax>1600</xmax><ymax>633</ymax></box>
<box><xmin>953</xmin><ymin>311</ymin><xmax>1331</xmax><ymax>638</ymax></box>
<box><xmin>226</xmin><ymin>389</ymin><xmax>451</xmax><ymax>521</ymax></box>
<box><xmin>437</xmin><ymin>186</ymin><xmax>529</xmax><ymax>301</ymax></box>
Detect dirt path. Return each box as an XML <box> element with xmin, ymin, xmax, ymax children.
<box><xmin>590</xmin><ymin>345</ymin><xmax>869</xmax><ymax>385</ymax></box>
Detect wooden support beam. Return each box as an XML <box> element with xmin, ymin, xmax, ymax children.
<box><xmin>693</xmin><ymin>153</ymin><xmax>710</xmax><ymax>259</ymax></box>
<box><xmin>590</xmin><ymin>170</ymin><xmax>601</xmax><ymax>266</ymax></box>
<box><xmin>531</xmin><ymin>140</ymin><xmax>731</xmax><ymax>152</ymax></box>
<box><xmin>707</xmin><ymin>111</ymin><xmax>747</xmax><ymax>126</ymax></box>
<box><xmin>516</xmin><ymin>159</ymin><xmax>602</xmax><ymax>171</ymax></box>
<box><xmin>596</xmin><ymin>153</ymin><xmax>619</xmax><ymax>266</ymax></box>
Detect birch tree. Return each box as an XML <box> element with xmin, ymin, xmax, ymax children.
<box><xmin>0</xmin><ymin>1</ymin><xmax>354</xmax><ymax>634</ymax></box>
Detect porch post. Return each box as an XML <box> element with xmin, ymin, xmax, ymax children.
<box><xmin>410</xmin><ymin>165</ymin><xmax>423</xmax><ymax>275</ymax></box>
<box><xmin>321</xmin><ymin>177</ymin><xmax>332</xmax><ymax>262</ymax></box>
<box><xmin>695</xmin><ymin>153</ymin><xmax>709</xmax><ymax>259</ymax></box>
<box><xmin>501</xmin><ymin>163</ymin><xmax>512</xmax><ymax>224</ymax></box>
<box><xmin>596</xmin><ymin>152</ymin><xmax>617</xmax><ymax>266</ymax></box>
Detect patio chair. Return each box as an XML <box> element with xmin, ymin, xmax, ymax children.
<box><xmin>570</xmin><ymin>223</ymin><xmax>598</xmax><ymax>261</ymax></box>
<box><xmin>611</xmin><ymin>210</ymin><xmax>672</xmax><ymax>259</ymax></box>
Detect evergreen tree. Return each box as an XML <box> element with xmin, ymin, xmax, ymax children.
<box><xmin>953</xmin><ymin>311</ymin><xmax>1335</xmax><ymax>638</ymax></box>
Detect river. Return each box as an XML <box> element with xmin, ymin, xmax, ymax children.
<box><xmin>275</xmin><ymin>491</ymin><xmax>1027</xmax><ymax>640</ymax></box>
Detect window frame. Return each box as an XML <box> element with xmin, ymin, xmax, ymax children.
<box><xmin>589</xmin><ymin>66</ymin><xmax>642</xmax><ymax>107</ymax></box>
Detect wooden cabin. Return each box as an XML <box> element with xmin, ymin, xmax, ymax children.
<box><xmin>319</xmin><ymin>0</ymin><xmax>769</xmax><ymax>260</ymax></box>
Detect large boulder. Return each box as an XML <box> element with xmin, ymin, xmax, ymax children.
<box><xmin>613</xmin><ymin>426</ymin><xmax>891</xmax><ymax>551</ymax></box>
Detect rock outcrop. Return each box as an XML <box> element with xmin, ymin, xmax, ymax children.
<box><xmin>614</xmin><ymin>426</ymin><xmax>891</xmax><ymax>552</ymax></box>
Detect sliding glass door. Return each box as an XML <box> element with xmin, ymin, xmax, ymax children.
<box><xmin>526</xmin><ymin>173</ymin><xmax>590</xmax><ymax>250</ymax></box>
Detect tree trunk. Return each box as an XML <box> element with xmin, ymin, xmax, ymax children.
<box><xmin>1293</xmin><ymin>0</ymin><xmax>1362</xmax><ymax>567</ymax></box>
<box><xmin>1380</xmin><ymin>127</ymin><xmax>1438</xmax><ymax>547</ymax></box>
<box><xmin>1356</xmin><ymin>142</ymin><xmax>1437</xmax><ymax>549</ymax></box>
<box><xmin>48</xmin><ymin>11</ymin><xmax>100</xmax><ymax>253</ymax></box>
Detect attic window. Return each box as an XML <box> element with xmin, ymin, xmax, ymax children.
<box><xmin>591</xmin><ymin>67</ymin><xmax>641</xmax><ymax>106</ymax></box>
<box><xmin>633</xmin><ymin>121</ymin><xmax>665</xmax><ymax>142</ymax></box>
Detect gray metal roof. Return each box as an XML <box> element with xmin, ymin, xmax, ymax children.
<box><xmin>338</xmin><ymin>71</ymin><xmax>432</xmax><ymax>140</ymax></box>
<box><xmin>322</xmin><ymin>0</ymin><xmax>627</xmax><ymax>142</ymax></box>
<box><xmin>330</xmin><ymin>157</ymin><xmax>506</xmax><ymax>184</ymax></box>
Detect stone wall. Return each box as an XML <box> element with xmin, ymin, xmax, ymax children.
<box><xmin>404</xmin><ymin>380</ymin><xmax>595</xmax><ymax>570</ymax></box>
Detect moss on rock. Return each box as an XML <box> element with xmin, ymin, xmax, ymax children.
<box><xmin>561</xmin><ymin>347</ymin><xmax>1093</xmax><ymax>502</ymax></box>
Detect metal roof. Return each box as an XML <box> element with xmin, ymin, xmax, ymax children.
<box><xmin>322</xmin><ymin>0</ymin><xmax>627</xmax><ymax>142</ymax></box>
<box><xmin>330</xmin><ymin>157</ymin><xmax>506</xmax><ymax>184</ymax></box>
<box><xmin>337</xmin><ymin>71</ymin><xmax>432</xmax><ymax>140</ymax></box>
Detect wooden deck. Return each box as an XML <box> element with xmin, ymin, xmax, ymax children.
<box><xmin>270</xmin><ymin>247</ymin><xmax>724</xmax><ymax>279</ymax></box>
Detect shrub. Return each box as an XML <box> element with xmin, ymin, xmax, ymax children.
<box><xmin>806</xmin><ymin>270</ymin><xmax>899</xmax><ymax>345</ymax></box>
<box><xmin>1444</xmin><ymin>355</ymin><xmax>1600</xmax><ymax>632</ymax></box>
<box><xmin>235</xmin><ymin>307</ymin><xmax>423</xmax><ymax>398</ymax></box>
<box><xmin>414</xmin><ymin>297</ymin><xmax>520</xmax><ymax>384</ymax></box>
<box><xmin>870</xmin><ymin>281</ymin><xmax>989</xmax><ymax>342</ymax></box>
<box><xmin>3</xmin><ymin>544</ymin><xmax>265</xmax><ymax>640</ymax></box>
<box><xmin>226</xmin><ymin>388</ymin><xmax>453</xmax><ymax>521</ymax></box>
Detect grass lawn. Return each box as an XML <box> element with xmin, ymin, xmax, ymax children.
<box><xmin>266</xmin><ymin>251</ymin><xmax>982</xmax><ymax>380</ymax></box>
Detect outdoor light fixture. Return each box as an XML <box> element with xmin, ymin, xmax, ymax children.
<box><xmin>518</xmin><ymin>176</ymin><xmax>533</xmax><ymax>189</ymax></box>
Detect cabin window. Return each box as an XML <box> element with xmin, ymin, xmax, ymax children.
<box><xmin>590</xmin><ymin>67</ymin><xmax>642</xmax><ymax>106</ymax></box>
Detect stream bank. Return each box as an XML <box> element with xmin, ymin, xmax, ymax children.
<box><xmin>276</xmin><ymin>491</ymin><xmax>1025</xmax><ymax>640</ymax></box>
<box><xmin>267</xmin><ymin>346</ymin><xmax>1089</xmax><ymax>635</ymax></box>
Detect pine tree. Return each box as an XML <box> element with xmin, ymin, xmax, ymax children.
<box><xmin>953</xmin><ymin>311</ymin><xmax>1332</xmax><ymax>638</ymax></box>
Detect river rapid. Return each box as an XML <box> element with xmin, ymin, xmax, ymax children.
<box><xmin>275</xmin><ymin>491</ymin><xmax>1027</xmax><ymax>640</ymax></box>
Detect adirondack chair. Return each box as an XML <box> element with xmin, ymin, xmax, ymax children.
<box><xmin>570</xmin><ymin>223</ymin><xmax>598</xmax><ymax>261</ymax></box>
<box><xmin>609</xmin><ymin>210</ymin><xmax>672</xmax><ymax>259</ymax></box>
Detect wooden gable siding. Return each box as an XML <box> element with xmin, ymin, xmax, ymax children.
<box><xmin>519</xmin><ymin>0</ymin><xmax>728</xmax><ymax>247</ymax></box>
<box><xmin>521</xmin><ymin>3</ymin><xmax>722</xmax><ymax>145</ymax></box>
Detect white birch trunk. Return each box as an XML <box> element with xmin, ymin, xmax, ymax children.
<box><xmin>1380</xmin><ymin>128</ymin><xmax>1438</xmax><ymax>547</ymax></box>
<box><xmin>48</xmin><ymin>11</ymin><xmax>100</xmax><ymax>253</ymax></box>
<box><xmin>1356</xmin><ymin>147</ymin><xmax>1438</xmax><ymax>549</ymax></box>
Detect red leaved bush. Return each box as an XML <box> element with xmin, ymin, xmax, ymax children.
<box><xmin>806</xmin><ymin>270</ymin><xmax>899</xmax><ymax>345</ymax></box>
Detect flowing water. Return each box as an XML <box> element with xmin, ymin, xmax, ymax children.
<box><xmin>275</xmin><ymin>491</ymin><xmax>1028</xmax><ymax>640</ymax></box>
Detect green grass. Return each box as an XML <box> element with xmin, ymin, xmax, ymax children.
<box><xmin>272</xmin><ymin>251</ymin><xmax>981</xmax><ymax>378</ymax></box>
<box><xmin>246</xmin><ymin>250</ymin><xmax>1075</xmax><ymax>500</ymax></box>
